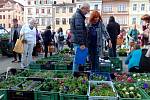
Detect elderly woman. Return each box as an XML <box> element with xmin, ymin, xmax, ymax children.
<box><xmin>141</xmin><ymin>14</ymin><xmax>150</xmax><ymax>57</ymax></box>
<box><xmin>20</xmin><ymin>18</ymin><xmax>37</xmax><ymax>68</ymax></box>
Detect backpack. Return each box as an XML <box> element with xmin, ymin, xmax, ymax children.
<box><xmin>58</xmin><ymin>34</ymin><xmax>64</xmax><ymax>41</ymax></box>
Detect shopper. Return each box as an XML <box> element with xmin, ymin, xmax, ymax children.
<box><xmin>54</xmin><ymin>30</ymin><xmax>59</xmax><ymax>53</ymax></box>
<box><xmin>87</xmin><ymin>10</ymin><xmax>112</xmax><ymax>71</ymax></box>
<box><xmin>20</xmin><ymin>18</ymin><xmax>37</xmax><ymax>68</ymax></box>
<box><xmin>125</xmin><ymin>44</ymin><xmax>142</xmax><ymax>72</ymax></box>
<box><xmin>127</xmin><ymin>24</ymin><xmax>140</xmax><ymax>51</ymax></box>
<box><xmin>141</xmin><ymin>14</ymin><xmax>150</xmax><ymax>57</ymax></box>
<box><xmin>32</xmin><ymin>28</ymin><xmax>43</xmax><ymax>58</ymax></box>
<box><xmin>70</xmin><ymin>2</ymin><xmax>90</xmax><ymax>73</ymax></box>
<box><xmin>10</xmin><ymin>19</ymin><xmax>22</xmax><ymax>63</ymax></box>
<box><xmin>107</xmin><ymin>16</ymin><xmax>120</xmax><ymax>57</ymax></box>
<box><xmin>43</xmin><ymin>25</ymin><xmax>52</xmax><ymax>58</ymax></box>
<box><xmin>57</xmin><ymin>27</ymin><xmax>64</xmax><ymax>51</ymax></box>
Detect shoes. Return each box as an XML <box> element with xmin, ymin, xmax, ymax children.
<box><xmin>18</xmin><ymin>60</ymin><xmax>21</xmax><ymax>63</ymax></box>
<box><xmin>11</xmin><ymin>60</ymin><xmax>17</xmax><ymax>63</ymax></box>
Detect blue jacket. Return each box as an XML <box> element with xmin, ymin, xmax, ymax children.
<box><xmin>125</xmin><ymin>49</ymin><xmax>142</xmax><ymax>69</ymax></box>
<box><xmin>70</xmin><ymin>8</ymin><xmax>87</xmax><ymax>44</ymax></box>
<box><xmin>75</xmin><ymin>47</ymin><xmax>88</xmax><ymax>65</ymax></box>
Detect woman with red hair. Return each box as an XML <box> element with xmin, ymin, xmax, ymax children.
<box><xmin>87</xmin><ymin>10</ymin><xmax>112</xmax><ymax>71</ymax></box>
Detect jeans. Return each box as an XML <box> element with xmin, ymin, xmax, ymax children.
<box><xmin>58</xmin><ymin>42</ymin><xmax>64</xmax><ymax>51</ymax></box>
<box><xmin>72</xmin><ymin>43</ymin><xmax>80</xmax><ymax>73</ymax></box>
<box><xmin>21</xmin><ymin>43</ymin><xmax>34</xmax><ymax>68</ymax></box>
<box><xmin>109</xmin><ymin>41</ymin><xmax>117</xmax><ymax>57</ymax></box>
<box><xmin>89</xmin><ymin>47</ymin><xmax>99</xmax><ymax>71</ymax></box>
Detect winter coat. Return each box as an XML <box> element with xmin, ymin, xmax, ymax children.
<box><xmin>106</xmin><ymin>21</ymin><xmax>120</xmax><ymax>42</ymax></box>
<box><xmin>87</xmin><ymin>21</ymin><xmax>110</xmax><ymax>56</ymax></box>
<box><xmin>43</xmin><ymin>29</ymin><xmax>52</xmax><ymax>44</ymax></box>
<box><xmin>70</xmin><ymin>8</ymin><xmax>87</xmax><ymax>44</ymax></box>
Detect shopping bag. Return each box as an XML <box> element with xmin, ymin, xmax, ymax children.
<box><xmin>48</xmin><ymin>45</ymin><xmax>54</xmax><ymax>53</ymax></box>
<box><xmin>13</xmin><ymin>38</ymin><xmax>24</xmax><ymax>53</ymax></box>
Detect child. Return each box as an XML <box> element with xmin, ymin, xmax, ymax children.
<box><xmin>74</xmin><ymin>43</ymin><xmax>88</xmax><ymax>72</ymax></box>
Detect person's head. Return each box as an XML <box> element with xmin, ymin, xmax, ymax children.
<box><xmin>29</xmin><ymin>18</ymin><xmax>38</xmax><ymax>28</ymax></box>
<box><xmin>134</xmin><ymin>44</ymin><xmax>141</xmax><ymax>50</ymax></box>
<box><xmin>79</xmin><ymin>42</ymin><xmax>85</xmax><ymax>50</ymax></box>
<box><xmin>141</xmin><ymin>14</ymin><xmax>150</xmax><ymax>24</ymax></box>
<box><xmin>89</xmin><ymin>10</ymin><xmax>102</xmax><ymax>24</ymax></box>
<box><xmin>58</xmin><ymin>27</ymin><xmax>63</xmax><ymax>33</ymax></box>
<box><xmin>12</xmin><ymin>18</ymin><xmax>18</xmax><ymax>27</ymax></box>
<box><xmin>108</xmin><ymin>16</ymin><xmax>115</xmax><ymax>23</ymax></box>
<box><xmin>80</xmin><ymin>2</ymin><xmax>90</xmax><ymax>15</ymax></box>
<box><xmin>46</xmin><ymin>25</ymin><xmax>51</xmax><ymax>30</ymax></box>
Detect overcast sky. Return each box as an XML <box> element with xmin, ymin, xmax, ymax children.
<box><xmin>14</xmin><ymin>0</ymin><xmax>25</xmax><ymax>5</ymax></box>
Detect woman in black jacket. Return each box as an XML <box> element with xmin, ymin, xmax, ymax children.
<box><xmin>107</xmin><ymin>16</ymin><xmax>120</xmax><ymax>57</ymax></box>
<box><xmin>43</xmin><ymin>26</ymin><xmax>52</xmax><ymax>58</ymax></box>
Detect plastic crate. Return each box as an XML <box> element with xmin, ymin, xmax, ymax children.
<box><xmin>54</xmin><ymin>64</ymin><xmax>68</xmax><ymax>70</ymax></box>
<box><xmin>7</xmin><ymin>90</ymin><xmax>35</xmax><ymax>100</ymax></box>
<box><xmin>88</xmin><ymin>81</ymin><xmax>118</xmax><ymax>100</ymax></box>
<box><xmin>60</xmin><ymin>93</ymin><xmax>88</xmax><ymax>100</ymax></box>
<box><xmin>115</xmin><ymin>82</ymin><xmax>149</xmax><ymax>100</ymax></box>
<box><xmin>35</xmin><ymin>91</ymin><xmax>59</xmax><ymax>100</ymax></box>
<box><xmin>0</xmin><ymin>90</ymin><xmax>7</xmax><ymax>100</ymax></box>
<box><xmin>90</xmin><ymin>72</ymin><xmax>111</xmax><ymax>81</ymax></box>
<box><xmin>99</xmin><ymin>64</ymin><xmax>112</xmax><ymax>72</ymax></box>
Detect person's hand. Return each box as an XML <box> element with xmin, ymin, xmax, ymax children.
<box><xmin>108</xmin><ymin>40</ymin><xmax>112</xmax><ymax>48</ymax></box>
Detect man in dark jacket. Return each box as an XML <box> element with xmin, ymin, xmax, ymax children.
<box><xmin>43</xmin><ymin>25</ymin><xmax>52</xmax><ymax>58</ymax></box>
<box><xmin>107</xmin><ymin>16</ymin><xmax>120</xmax><ymax>57</ymax></box>
<box><xmin>70</xmin><ymin>2</ymin><xmax>90</xmax><ymax>73</ymax></box>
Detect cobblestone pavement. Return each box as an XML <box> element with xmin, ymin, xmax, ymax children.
<box><xmin>0</xmin><ymin>53</ymin><xmax>44</xmax><ymax>74</ymax></box>
<box><xmin>0</xmin><ymin>53</ymin><xmax>128</xmax><ymax>74</ymax></box>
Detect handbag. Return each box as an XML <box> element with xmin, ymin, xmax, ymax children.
<box><xmin>13</xmin><ymin>38</ymin><xmax>24</xmax><ymax>54</ymax></box>
<box><xmin>48</xmin><ymin>45</ymin><xmax>54</xmax><ymax>53</ymax></box>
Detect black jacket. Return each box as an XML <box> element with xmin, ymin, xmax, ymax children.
<box><xmin>106</xmin><ymin>18</ymin><xmax>120</xmax><ymax>41</ymax></box>
<box><xmin>43</xmin><ymin>29</ymin><xmax>52</xmax><ymax>44</ymax></box>
<box><xmin>70</xmin><ymin>8</ymin><xmax>87</xmax><ymax>44</ymax></box>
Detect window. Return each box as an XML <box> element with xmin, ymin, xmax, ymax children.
<box><xmin>69</xmin><ymin>18</ymin><xmax>71</xmax><ymax>24</ymax></box>
<box><xmin>3</xmin><ymin>15</ymin><xmax>5</xmax><ymax>19</ymax></box>
<box><xmin>56</xmin><ymin>7</ymin><xmax>59</xmax><ymax>13</ymax></box>
<box><xmin>28</xmin><ymin>8</ymin><xmax>32</xmax><ymax>15</ymax></box>
<box><xmin>47</xmin><ymin>8</ymin><xmax>51</xmax><ymax>14</ymax></box>
<box><xmin>19</xmin><ymin>16</ymin><xmax>20</xmax><ymax>20</ymax></box>
<box><xmin>132</xmin><ymin>18</ymin><xmax>136</xmax><ymax>24</ymax></box>
<box><xmin>42</xmin><ymin>9</ymin><xmax>44</xmax><ymax>13</ymax></box>
<box><xmin>149</xmin><ymin>5</ymin><xmax>150</xmax><ymax>11</ymax></box>
<box><xmin>36</xmin><ymin>9</ymin><xmax>39</xmax><ymax>14</ymax></box>
<box><xmin>117</xmin><ymin>17</ymin><xmax>128</xmax><ymax>25</ymax></box>
<box><xmin>133</xmin><ymin>4</ymin><xmax>137</xmax><ymax>11</ymax></box>
<box><xmin>56</xmin><ymin>18</ymin><xmax>60</xmax><ymax>25</ymax></box>
<box><xmin>94</xmin><ymin>4</ymin><xmax>98</xmax><ymax>10</ymax></box>
<box><xmin>34</xmin><ymin>1</ymin><xmax>36</xmax><ymax>4</ymax></box>
<box><xmin>28</xmin><ymin>1</ymin><xmax>31</xmax><ymax>5</ymax></box>
<box><xmin>103</xmin><ymin>5</ymin><xmax>112</xmax><ymax>13</ymax></box>
<box><xmin>79</xmin><ymin>5</ymin><xmax>81</xmax><ymax>8</ymax></box>
<box><xmin>141</xmin><ymin>4</ymin><xmax>145</xmax><ymax>11</ymax></box>
<box><xmin>3</xmin><ymin>24</ymin><xmax>5</xmax><ymax>28</ymax></box>
<box><xmin>69</xmin><ymin>7</ymin><xmax>73</xmax><ymax>13</ymax></box>
<box><xmin>9</xmin><ymin>23</ymin><xmax>11</xmax><ymax>28</ymax></box>
<box><xmin>40</xmin><ymin>0</ymin><xmax>42</xmax><ymax>4</ymax></box>
<box><xmin>62</xmin><ymin>18</ymin><xmax>66</xmax><ymax>25</ymax></box>
<box><xmin>62</xmin><ymin>7</ymin><xmax>66</xmax><ymax>13</ymax></box>
<box><xmin>47</xmin><ymin>18</ymin><xmax>51</xmax><ymax>25</ymax></box>
<box><xmin>8</xmin><ymin>15</ymin><xmax>10</xmax><ymax>19</ymax></box>
<box><xmin>118</xmin><ymin>4</ymin><xmax>126</xmax><ymax>12</ymax></box>
<box><xmin>0</xmin><ymin>15</ymin><xmax>2</xmax><ymax>19</ymax></box>
<box><xmin>36</xmin><ymin>18</ymin><xmax>39</xmax><ymax>24</ymax></box>
<box><xmin>44</xmin><ymin>0</ymin><xmax>47</xmax><ymax>4</ymax></box>
<box><xmin>42</xmin><ymin>18</ymin><xmax>45</xmax><ymax>26</ymax></box>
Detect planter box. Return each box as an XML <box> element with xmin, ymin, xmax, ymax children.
<box><xmin>90</xmin><ymin>72</ymin><xmax>111</xmax><ymax>81</ymax></box>
<box><xmin>60</xmin><ymin>93</ymin><xmax>88</xmax><ymax>100</ymax></box>
<box><xmin>88</xmin><ymin>81</ymin><xmax>118</xmax><ymax>100</ymax></box>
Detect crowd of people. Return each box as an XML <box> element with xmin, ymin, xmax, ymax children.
<box><xmin>9</xmin><ymin>2</ymin><xmax>150</xmax><ymax>72</ymax></box>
